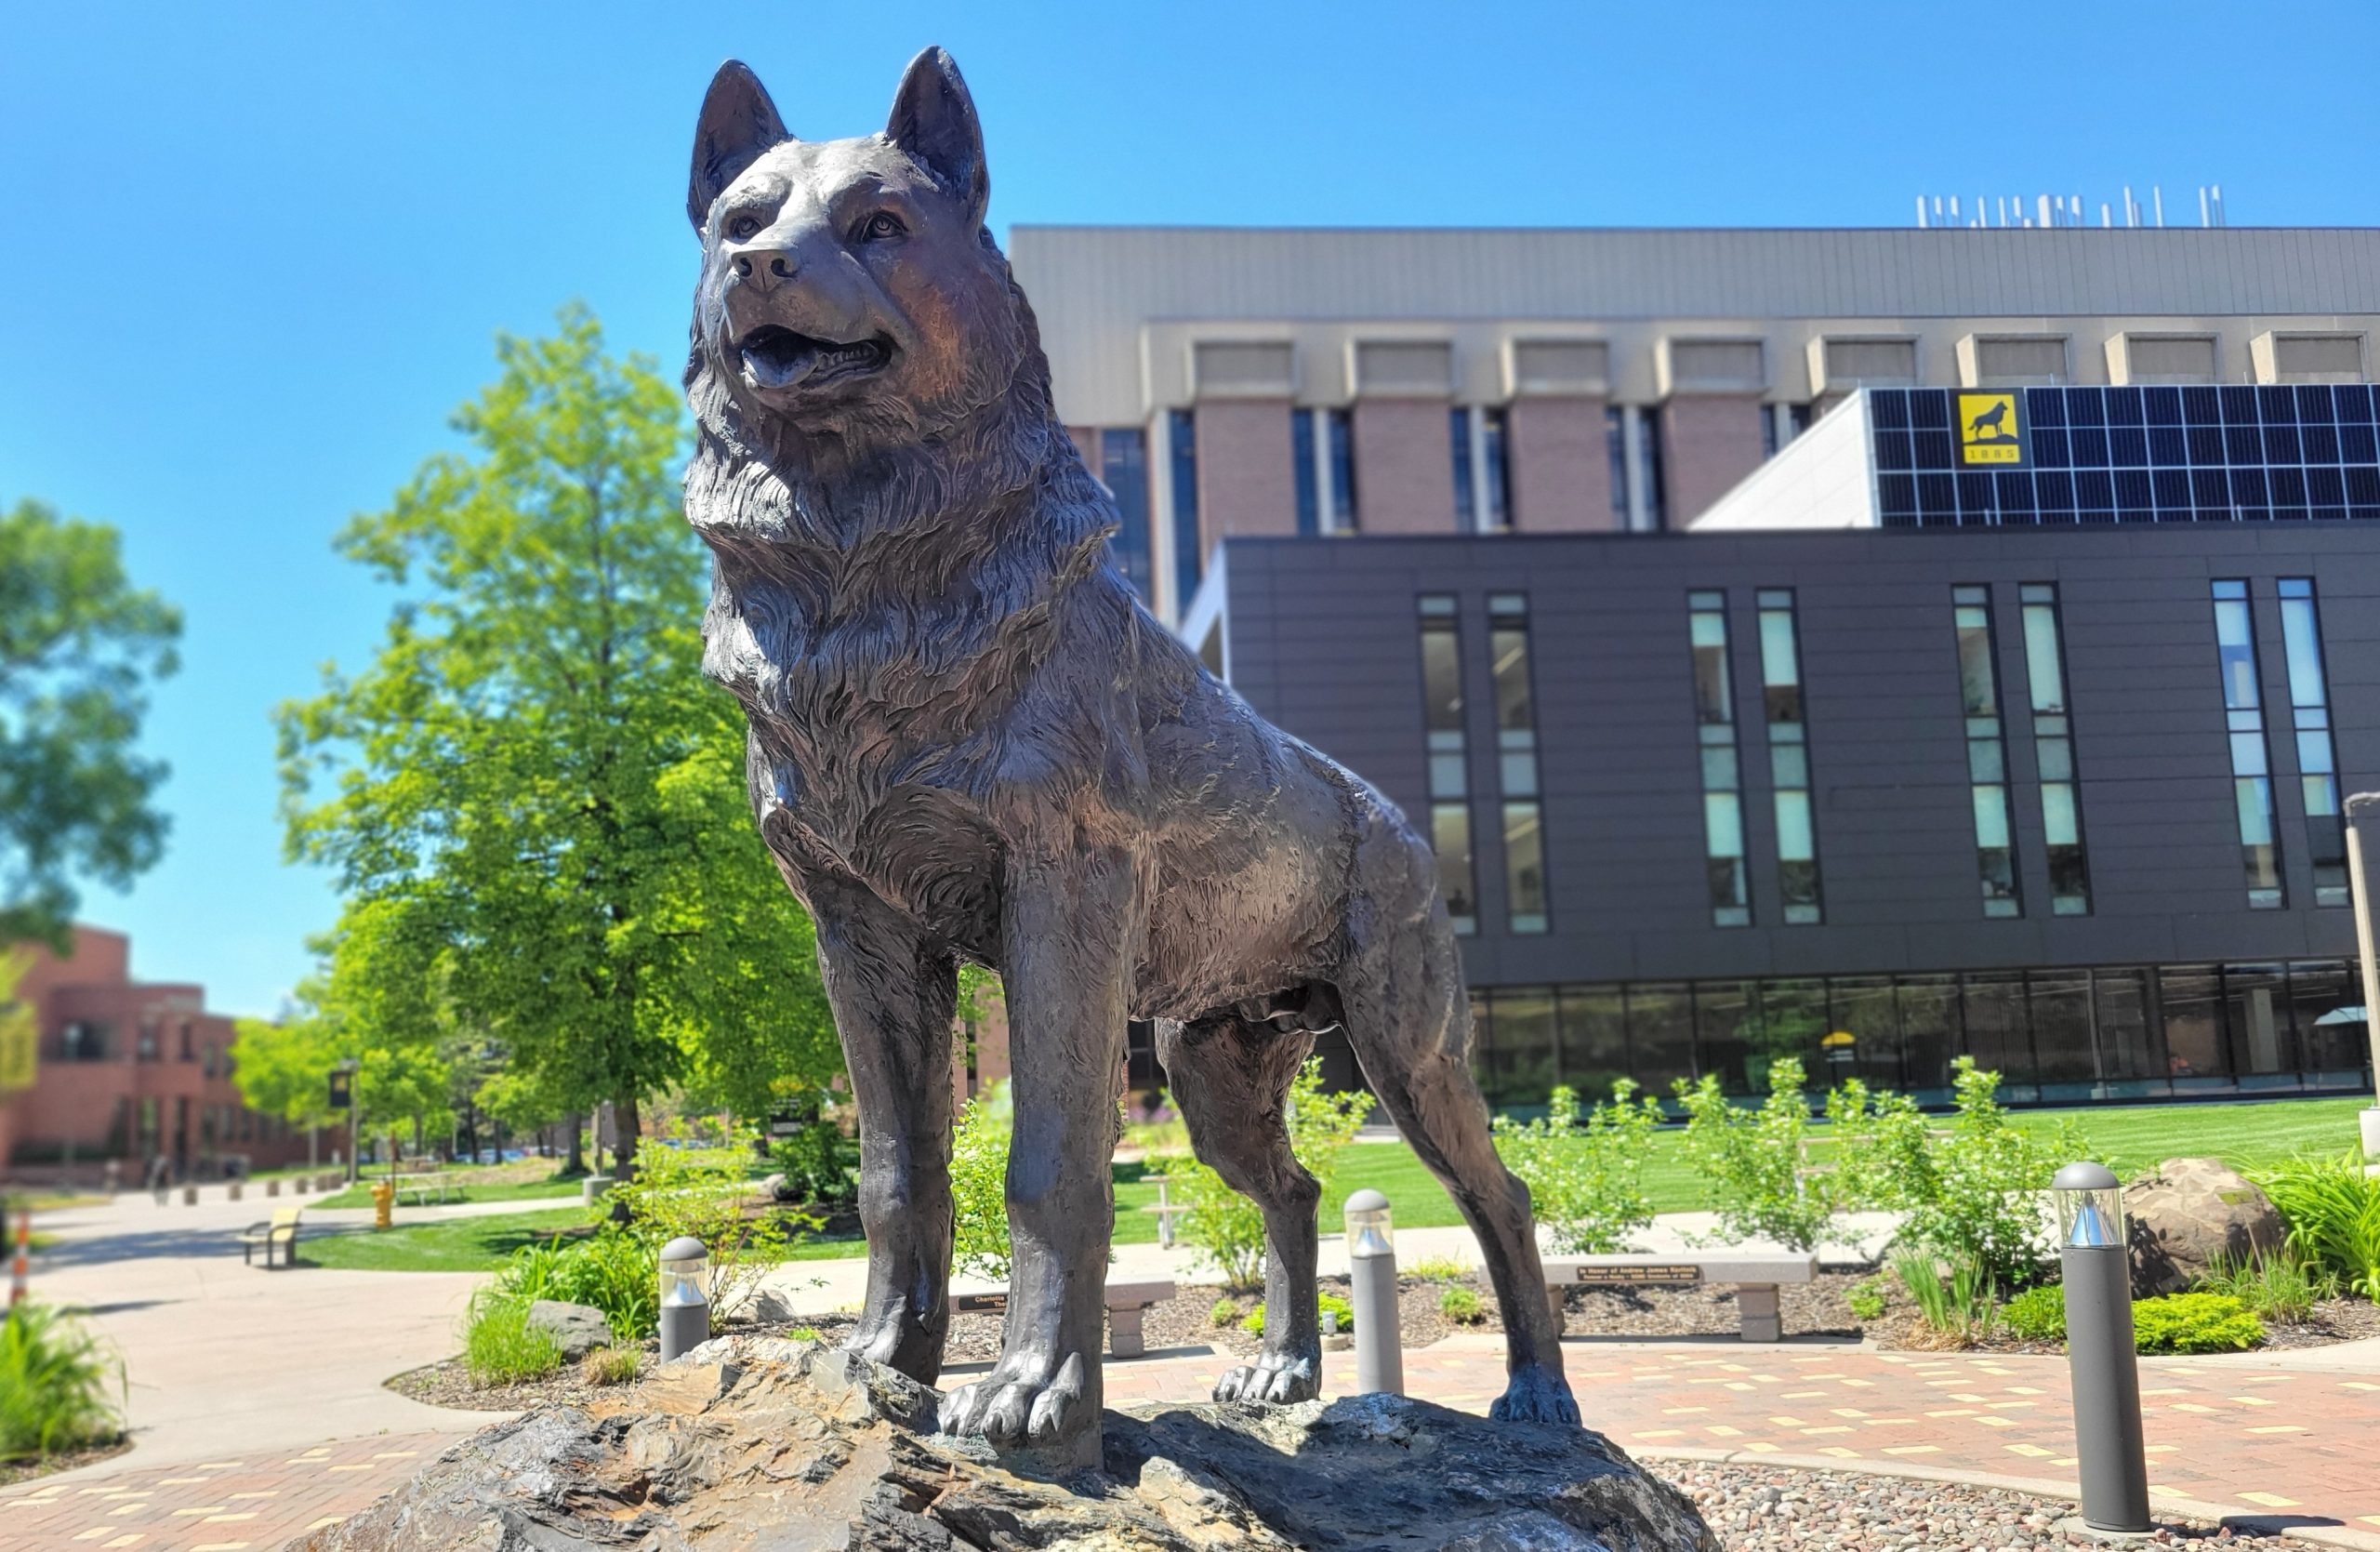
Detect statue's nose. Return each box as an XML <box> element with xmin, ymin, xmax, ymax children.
<box><xmin>731</xmin><ymin>246</ymin><xmax>798</xmax><ymax>292</ymax></box>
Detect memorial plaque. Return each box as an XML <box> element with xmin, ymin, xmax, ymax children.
<box><xmin>1575</xmin><ymin>1264</ymin><xmax>1704</xmax><ymax>1288</ymax></box>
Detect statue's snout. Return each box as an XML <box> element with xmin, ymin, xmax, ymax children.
<box><xmin>730</xmin><ymin>245</ymin><xmax>799</xmax><ymax>293</ymax></box>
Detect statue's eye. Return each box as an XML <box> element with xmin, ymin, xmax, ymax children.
<box><xmin>725</xmin><ymin>214</ymin><xmax>761</xmax><ymax>242</ymax></box>
<box><xmin>860</xmin><ymin>211</ymin><xmax>906</xmax><ymax>242</ymax></box>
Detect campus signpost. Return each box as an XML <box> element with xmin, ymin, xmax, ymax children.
<box><xmin>2342</xmin><ymin>793</ymin><xmax>2380</xmax><ymax>1161</ymax></box>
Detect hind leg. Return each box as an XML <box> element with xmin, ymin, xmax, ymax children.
<box><xmin>1160</xmin><ymin>1013</ymin><xmax>1323</xmax><ymax>1405</ymax></box>
<box><xmin>1334</xmin><ymin>839</ymin><xmax>1577</xmax><ymax>1425</ymax></box>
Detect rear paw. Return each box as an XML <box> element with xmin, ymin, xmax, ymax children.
<box><xmin>943</xmin><ymin>1350</ymin><xmax>1088</xmax><ymax>1448</ymax></box>
<box><xmin>1214</xmin><ymin>1352</ymin><xmax>1318</xmax><ymax>1405</ymax></box>
<box><xmin>1490</xmin><ymin>1364</ymin><xmax>1580</xmax><ymax>1426</ymax></box>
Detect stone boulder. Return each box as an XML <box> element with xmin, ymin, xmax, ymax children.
<box><xmin>2124</xmin><ymin>1156</ymin><xmax>2285</xmax><ymax>1297</ymax></box>
<box><xmin>294</xmin><ymin>1335</ymin><xmax>1714</xmax><ymax>1551</ymax></box>
<box><xmin>525</xmin><ymin>1299</ymin><xmax>615</xmax><ymax>1361</ymax></box>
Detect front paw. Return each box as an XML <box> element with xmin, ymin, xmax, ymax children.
<box><xmin>1214</xmin><ymin>1352</ymin><xmax>1318</xmax><ymax>1405</ymax></box>
<box><xmin>1489</xmin><ymin>1363</ymin><xmax>1580</xmax><ymax>1426</ymax></box>
<box><xmin>942</xmin><ymin>1350</ymin><xmax>1088</xmax><ymax>1448</ymax></box>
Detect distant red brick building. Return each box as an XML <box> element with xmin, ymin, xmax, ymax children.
<box><xmin>0</xmin><ymin>925</ymin><xmax>312</xmax><ymax>1185</ymax></box>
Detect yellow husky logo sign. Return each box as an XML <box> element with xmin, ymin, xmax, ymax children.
<box><xmin>1956</xmin><ymin>391</ymin><xmax>2025</xmax><ymax>466</ymax></box>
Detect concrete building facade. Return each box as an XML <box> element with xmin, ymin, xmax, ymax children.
<box><xmin>0</xmin><ymin>926</ymin><xmax>311</xmax><ymax>1183</ymax></box>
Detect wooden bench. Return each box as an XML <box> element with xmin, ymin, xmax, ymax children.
<box><xmin>954</xmin><ymin>1279</ymin><xmax>1178</xmax><ymax>1358</ymax></box>
<box><xmin>239</xmin><ymin>1207</ymin><xmax>304</xmax><ymax>1268</ymax></box>
<box><xmin>1142</xmin><ymin>1176</ymin><xmax>1189</xmax><ymax>1249</ymax></box>
<box><xmin>1542</xmin><ymin>1253</ymin><xmax>1818</xmax><ymax>1342</ymax></box>
<box><xmin>391</xmin><ymin>1172</ymin><xmax>458</xmax><ymax>1205</ymax></box>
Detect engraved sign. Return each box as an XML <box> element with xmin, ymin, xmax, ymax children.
<box><xmin>955</xmin><ymin>1292</ymin><xmax>1009</xmax><ymax>1315</ymax></box>
<box><xmin>1575</xmin><ymin>1264</ymin><xmax>1704</xmax><ymax>1287</ymax></box>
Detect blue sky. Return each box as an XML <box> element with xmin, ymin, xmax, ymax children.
<box><xmin>5</xmin><ymin>1</ymin><xmax>2377</xmax><ymax>1015</ymax></box>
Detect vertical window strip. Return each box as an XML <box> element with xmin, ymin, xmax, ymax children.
<box><xmin>1759</xmin><ymin>588</ymin><xmax>1821</xmax><ymax>923</ymax></box>
<box><xmin>1418</xmin><ymin>595</ymin><xmax>1476</xmax><ymax>935</ymax></box>
<box><xmin>1482</xmin><ymin>407</ymin><xmax>1512</xmax><ymax>531</ymax></box>
<box><xmin>1097</xmin><ymin>428</ymin><xmax>1154</xmax><ymax>603</ymax></box>
<box><xmin>2019</xmin><ymin>584</ymin><xmax>2090</xmax><ymax>915</ymax></box>
<box><xmin>1490</xmin><ymin>592</ymin><xmax>1545</xmax><ymax>933</ymax></box>
<box><xmin>1450</xmin><ymin>408</ymin><xmax>1477</xmax><ymax>532</ymax></box>
<box><xmin>1167</xmin><ymin>408</ymin><xmax>1200</xmax><ymax>600</ymax></box>
<box><xmin>1956</xmin><ymin>587</ymin><xmax>2022</xmax><ymax>917</ymax></box>
<box><xmin>2279</xmin><ymin>578</ymin><xmax>2348</xmax><ymax>906</ymax></box>
<box><xmin>1637</xmin><ymin>409</ymin><xmax>1669</xmax><ymax>530</ymax></box>
<box><xmin>1291</xmin><ymin>409</ymin><xmax>1320</xmax><ymax>538</ymax></box>
<box><xmin>1328</xmin><ymin>409</ymin><xmax>1358</xmax><ymax>532</ymax></box>
<box><xmin>1606</xmin><ymin>406</ymin><xmax>1632</xmax><ymax>528</ymax></box>
<box><xmin>2213</xmin><ymin>580</ymin><xmax>2285</xmax><ymax>909</ymax></box>
<box><xmin>1689</xmin><ymin>590</ymin><xmax>1749</xmax><ymax>926</ymax></box>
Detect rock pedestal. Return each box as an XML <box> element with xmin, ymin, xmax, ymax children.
<box><xmin>2124</xmin><ymin>1156</ymin><xmax>2285</xmax><ymax>1297</ymax></box>
<box><xmin>295</xmin><ymin>1336</ymin><xmax>1715</xmax><ymax>1551</ymax></box>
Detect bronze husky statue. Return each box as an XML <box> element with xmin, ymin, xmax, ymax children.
<box><xmin>682</xmin><ymin>46</ymin><xmax>1575</xmax><ymax>1457</ymax></box>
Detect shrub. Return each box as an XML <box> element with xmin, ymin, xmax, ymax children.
<box><xmin>1406</xmin><ymin>1254</ymin><xmax>1472</xmax><ymax>1282</ymax></box>
<box><xmin>950</xmin><ymin>1083</ymin><xmax>1013</xmax><ymax>1282</ymax></box>
<box><xmin>2001</xmin><ymin>1284</ymin><xmax>2067</xmax><ymax>1343</ymax></box>
<box><xmin>1493</xmin><ymin>1081</ymin><xmax>1663</xmax><ymax>1254</ymax></box>
<box><xmin>1887</xmin><ymin>1059</ymin><xmax>2090</xmax><ymax>1291</ymax></box>
<box><xmin>1240</xmin><ymin>1293</ymin><xmax>1355</xmax><ymax>1337</ymax></box>
<box><xmin>497</xmin><ymin>1227</ymin><xmax>657</xmax><ymax>1343</ymax></box>
<box><xmin>1176</xmin><ymin>1060</ymin><xmax>1373</xmax><ymax>1290</ymax></box>
<box><xmin>581</xmin><ymin>1346</ymin><xmax>641</xmax><ymax>1386</ymax></box>
<box><xmin>1438</xmin><ymin>1284</ymin><xmax>1485</xmax><ymax>1324</ymax></box>
<box><xmin>2131</xmin><ymin>1293</ymin><xmax>2263</xmax><ymax>1355</ymax></box>
<box><xmin>461</xmin><ymin>1293</ymin><xmax>562</xmax><ymax>1386</ymax></box>
<box><xmin>1210</xmin><ymin>1295</ymin><xmax>1240</xmax><ymax>1329</ymax></box>
<box><xmin>608</xmin><ymin>1121</ymin><xmax>813</xmax><ymax>1313</ymax></box>
<box><xmin>767</xmin><ymin>1117</ymin><xmax>857</xmax><ymax>1209</ymax></box>
<box><xmin>1844</xmin><ymin>1277</ymin><xmax>1887</xmax><ymax>1322</ymax></box>
<box><xmin>0</xmin><ymin>1302</ymin><xmax>123</xmax><ymax>1460</ymax></box>
<box><xmin>1893</xmin><ymin>1250</ymin><xmax>1998</xmax><ymax>1345</ymax></box>
<box><xmin>2200</xmin><ymin>1249</ymin><xmax>2332</xmax><ymax>1323</ymax></box>
<box><xmin>1674</xmin><ymin>1059</ymin><xmax>1834</xmax><ymax>1252</ymax></box>
<box><xmin>2254</xmin><ymin>1151</ymin><xmax>2380</xmax><ymax>1299</ymax></box>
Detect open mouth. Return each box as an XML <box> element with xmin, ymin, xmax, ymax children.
<box><xmin>736</xmin><ymin>325</ymin><xmax>895</xmax><ymax>392</ymax></box>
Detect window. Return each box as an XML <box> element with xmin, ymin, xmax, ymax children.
<box><xmin>57</xmin><ymin>1021</ymin><xmax>109</xmax><ymax>1062</ymax></box>
<box><xmin>1688</xmin><ymin>590</ymin><xmax>1748</xmax><ymax>926</ymax></box>
<box><xmin>1490</xmin><ymin>593</ymin><xmax>1546</xmax><ymax>933</ymax></box>
<box><xmin>1167</xmin><ymin>409</ymin><xmax>1200</xmax><ymax>600</ymax></box>
<box><xmin>2212</xmin><ymin>581</ymin><xmax>2284</xmax><ymax>908</ymax></box>
<box><xmin>1450</xmin><ymin>408</ymin><xmax>1475</xmax><ymax>532</ymax></box>
<box><xmin>1418</xmin><ymin>595</ymin><xmax>1475</xmax><ymax>935</ymax></box>
<box><xmin>1636</xmin><ymin>409</ymin><xmax>1669</xmax><ymax>530</ymax></box>
<box><xmin>2279</xmin><ymin>579</ymin><xmax>2348</xmax><ymax>906</ymax></box>
<box><xmin>1954</xmin><ymin>587</ymin><xmax>2021</xmax><ymax>917</ymax></box>
<box><xmin>137</xmin><ymin>1022</ymin><xmax>159</xmax><ymax>1063</ymax></box>
<box><xmin>2020</xmin><ymin>585</ymin><xmax>2091</xmax><ymax>914</ymax></box>
<box><xmin>1327</xmin><ymin>409</ymin><xmax>1358</xmax><ymax>532</ymax></box>
<box><xmin>178</xmin><ymin>1020</ymin><xmax>194</xmax><ymax>1062</ymax></box>
<box><xmin>1481</xmin><ymin>407</ymin><xmax>1512</xmax><ymax>531</ymax></box>
<box><xmin>1292</xmin><ymin>409</ymin><xmax>1320</xmax><ymax>538</ymax></box>
<box><xmin>1759</xmin><ymin>589</ymin><xmax>1821</xmax><ymax>923</ymax></box>
<box><xmin>1098</xmin><ymin>429</ymin><xmax>1154</xmax><ymax>603</ymax></box>
<box><xmin>1606</xmin><ymin>406</ymin><xmax>1631</xmax><ymax>527</ymax></box>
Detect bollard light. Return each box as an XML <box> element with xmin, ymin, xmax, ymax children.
<box><xmin>2053</xmin><ymin>1161</ymin><xmax>2151</xmax><ymax>1535</ymax></box>
<box><xmin>1342</xmin><ymin>1188</ymin><xmax>1403</xmax><ymax>1397</ymax></box>
<box><xmin>657</xmin><ymin>1236</ymin><xmax>711</xmax><ymax>1361</ymax></box>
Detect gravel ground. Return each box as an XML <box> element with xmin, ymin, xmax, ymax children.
<box><xmin>1657</xmin><ymin>1461</ymin><xmax>2303</xmax><ymax>1549</ymax></box>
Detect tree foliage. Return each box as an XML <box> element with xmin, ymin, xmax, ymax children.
<box><xmin>0</xmin><ymin>498</ymin><xmax>181</xmax><ymax>949</ymax></box>
<box><xmin>275</xmin><ymin>308</ymin><xmax>835</xmax><ymax>1167</ymax></box>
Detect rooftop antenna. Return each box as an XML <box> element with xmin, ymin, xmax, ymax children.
<box><xmin>2038</xmin><ymin>193</ymin><xmax>2051</xmax><ymax>228</ymax></box>
<box><xmin>2153</xmin><ymin>185</ymin><xmax>2165</xmax><ymax>227</ymax></box>
<box><xmin>2200</xmin><ymin>186</ymin><xmax>2210</xmax><ymax>227</ymax></box>
<box><xmin>1916</xmin><ymin>194</ymin><xmax>1928</xmax><ymax>229</ymax></box>
<box><xmin>2122</xmin><ymin>185</ymin><xmax>2135</xmax><ymax>227</ymax></box>
<box><xmin>2212</xmin><ymin>183</ymin><xmax>2226</xmax><ymax>227</ymax></box>
<box><xmin>2101</xmin><ymin>202</ymin><xmax>2112</xmax><ymax>227</ymax></box>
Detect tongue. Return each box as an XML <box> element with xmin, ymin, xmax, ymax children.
<box><xmin>741</xmin><ymin>339</ymin><xmax>820</xmax><ymax>391</ymax></box>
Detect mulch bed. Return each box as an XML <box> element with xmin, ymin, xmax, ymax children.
<box><xmin>0</xmin><ymin>1437</ymin><xmax>131</xmax><ymax>1489</ymax></box>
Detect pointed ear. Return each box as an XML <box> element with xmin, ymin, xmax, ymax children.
<box><xmin>689</xmin><ymin>60</ymin><xmax>789</xmax><ymax>232</ymax></box>
<box><xmin>885</xmin><ymin>46</ymin><xmax>986</xmax><ymax>224</ymax></box>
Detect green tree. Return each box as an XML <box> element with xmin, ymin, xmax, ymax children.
<box><xmin>276</xmin><ymin>307</ymin><xmax>834</xmax><ymax>1174</ymax></box>
<box><xmin>0</xmin><ymin>498</ymin><xmax>181</xmax><ymax>948</ymax></box>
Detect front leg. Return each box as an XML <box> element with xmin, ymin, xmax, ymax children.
<box><xmin>809</xmin><ymin>881</ymin><xmax>959</xmax><ymax>1386</ymax></box>
<box><xmin>942</xmin><ymin>844</ymin><xmax>1137</xmax><ymax>1462</ymax></box>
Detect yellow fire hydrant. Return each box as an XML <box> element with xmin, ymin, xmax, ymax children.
<box><xmin>370</xmin><ymin>1180</ymin><xmax>394</xmax><ymax>1231</ymax></box>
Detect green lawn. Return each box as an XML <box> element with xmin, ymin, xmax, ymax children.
<box><xmin>297</xmin><ymin>1094</ymin><xmax>2372</xmax><ymax>1273</ymax></box>
<box><xmin>311</xmin><ymin>1174</ymin><xmax>588</xmax><ymax>1211</ymax></box>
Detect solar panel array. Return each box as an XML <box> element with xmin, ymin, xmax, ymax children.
<box><xmin>1870</xmin><ymin>385</ymin><xmax>2380</xmax><ymax>527</ymax></box>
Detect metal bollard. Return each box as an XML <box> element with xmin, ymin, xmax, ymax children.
<box><xmin>1343</xmin><ymin>1189</ymin><xmax>1403</xmax><ymax>1397</ymax></box>
<box><xmin>658</xmin><ymin>1237</ymin><xmax>711</xmax><ymax>1362</ymax></box>
<box><xmin>2054</xmin><ymin>1161</ymin><xmax>2151</xmax><ymax>1534</ymax></box>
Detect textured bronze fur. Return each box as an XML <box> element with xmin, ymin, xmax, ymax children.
<box><xmin>681</xmin><ymin>48</ymin><xmax>1576</xmax><ymax>1458</ymax></box>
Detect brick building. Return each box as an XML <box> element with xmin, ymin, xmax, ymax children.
<box><xmin>0</xmin><ymin>926</ymin><xmax>312</xmax><ymax>1184</ymax></box>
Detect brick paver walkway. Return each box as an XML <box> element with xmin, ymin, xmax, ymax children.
<box><xmin>7</xmin><ymin>1340</ymin><xmax>2376</xmax><ymax>1549</ymax></box>
<box><xmin>0</xmin><ymin>1432</ymin><xmax>456</xmax><ymax>1552</ymax></box>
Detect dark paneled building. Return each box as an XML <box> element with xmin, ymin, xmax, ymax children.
<box><xmin>1191</xmin><ymin>518</ymin><xmax>2380</xmax><ymax>1110</ymax></box>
